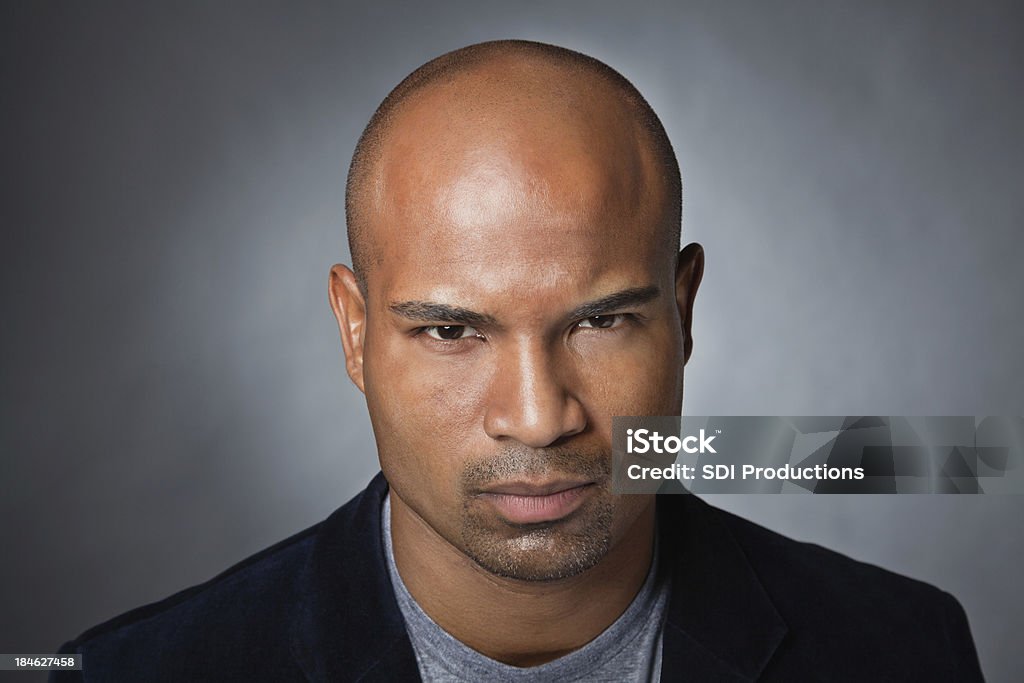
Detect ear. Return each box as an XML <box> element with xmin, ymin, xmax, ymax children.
<box><xmin>328</xmin><ymin>264</ymin><xmax>368</xmax><ymax>393</ymax></box>
<box><xmin>675</xmin><ymin>243</ymin><xmax>704</xmax><ymax>365</ymax></box>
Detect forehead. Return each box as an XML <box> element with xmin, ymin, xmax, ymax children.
<box><xmin>366</xmin><ymin>65</ymin><xmax>672</xmax><ymax>308</ymax></box>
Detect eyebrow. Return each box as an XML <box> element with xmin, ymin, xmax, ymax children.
<box><xmin>388</xmin><ymin>301</ymin><xmax>498</xmax><ymax>327</ymax></box>
<box><xmin>567</xmin><ymin>285</ymin><xmax>661</xmax><ymax>320</ymax></box>
<box><xmin>388</xmin><ymin>285</ymin><xmax>661</xmax><ymax>328</ymax></box>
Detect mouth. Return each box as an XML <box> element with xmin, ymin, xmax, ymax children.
<box><xmin>475</xmin><ymin>480</ymin><xmax>596</xmax><ymax>525</ymax></box>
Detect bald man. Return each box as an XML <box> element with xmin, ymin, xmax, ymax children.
<box><xmin>54</xmin><ymin>41</ymin><xmax>983</xmax><ymax>682</ymax></box>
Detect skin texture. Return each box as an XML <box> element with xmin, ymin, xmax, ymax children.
<box><xmin>329</xmin><ymin>53</ymin><xmax>703</xmax><ymax>665</ymax></box>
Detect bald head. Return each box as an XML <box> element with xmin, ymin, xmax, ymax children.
<box><xmin>329</xmin><ymin>40</ymin><xmax>704</xmax><ymax>591</ymax></box>
<box><xmin>345</xmin><ymin>40</ymin><xmax>682</xmax><ymax>294</ymax></box>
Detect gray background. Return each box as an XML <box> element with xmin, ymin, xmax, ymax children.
<box><xmin>2</xmin><ymin>0</ymin><xmax>1021</xmax><ymax>680</ymax></box>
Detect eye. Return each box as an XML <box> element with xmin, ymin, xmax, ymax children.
<box><xmin>576</xmin><ymin>314</ymin><xmax>626</xmax><ymax>330</ymax></box>
<box><xmin>422</xmin><ymin>325</ymin><xmax>481</xmax><ymax>341</ymax></box>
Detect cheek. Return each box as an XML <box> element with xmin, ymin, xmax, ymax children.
<box><xmin>576</xmin><ymin>325</ymin><xmax>684</xmax><ymax>418</ymax></box>
<box><xmin>363</xmin><ymin>330</ymin><xmax>491</xmax><ymax>498</ymax></box>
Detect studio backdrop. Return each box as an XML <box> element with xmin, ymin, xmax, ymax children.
<box><xmin>2</xmin><ymin>1</ymin><xmax>1022</xmax><ymax>681</ymax></box>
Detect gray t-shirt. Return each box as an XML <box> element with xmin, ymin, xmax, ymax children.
<box><xmin>382</xmin><ymin>494</ymin><xmax>670</xmax><ymax>682</ymax></box>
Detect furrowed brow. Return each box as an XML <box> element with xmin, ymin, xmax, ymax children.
<box><xmin>388</xmin><ymin>301</ymin><xmax>497</xmax><ymax>327</ymax></box>
<box><xmin>567</xmin><ymin>286</ymin><xmax>661</xmax><ymax>320</ymax></box>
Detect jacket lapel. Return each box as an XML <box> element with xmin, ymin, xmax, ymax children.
<box><xmin>658</xmin><ymin>493</ymin><xmax>788</xmax><ymax>681</ymax></box>
<box><xmin>289</xmin><ymin>472</ymin><xmax>422</xmax><ymax>682</ymax></box>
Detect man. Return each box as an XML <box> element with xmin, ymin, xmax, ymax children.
<box><xmin>55</xmin><ymin>40</ymin><xmax>984</xmax><ymax>681</ymax></box>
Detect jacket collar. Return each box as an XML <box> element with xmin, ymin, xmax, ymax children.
<box><xmin>657</xmin><ymin>492</ymin><xmax>789</xmax><ymax>681</ymax></box>
<box><xmin>289</xmin><ymin>472</ymin><xmax>420</xmax><ymax>682</ymax></box>
<box><xmin>289</xmin><ymin>473</ymin><xmax>787</xmax><ymax>681</ymax></box>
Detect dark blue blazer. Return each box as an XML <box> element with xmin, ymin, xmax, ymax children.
<box><xmin>54</xmin><ymin>473</ymin><xmax>984</xmax><ymax>681</ymax></box>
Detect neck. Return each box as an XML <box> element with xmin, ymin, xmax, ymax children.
<box><xmin>388</xmin><ymin>490</ymin><xmax>657</xmax><ymax>666</ymax></box>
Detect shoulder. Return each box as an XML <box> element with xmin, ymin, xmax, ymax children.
<box><xmin>697</xmin><ymin>498</ymin><xmax>983</xmax><ymax>680</ymax></box>
<box><xmin>57</xmin><ymin>522</ymin><xmax>319</xmax><ymax>682</ymax></box>
<box><xmin>55</xmin><ymin>476</ymin><xmax>390</xmax><ymax>683</ymax></box>
<box><xmin>711</xmin><ymin>501</ymin><xmax>951</xmax><ymax>612</ymax></box>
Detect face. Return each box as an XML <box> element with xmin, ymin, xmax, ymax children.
<box><xmin>331</xmin><ymin>71</ymin><xmax>702</xmax><ymax>581</ymax></box>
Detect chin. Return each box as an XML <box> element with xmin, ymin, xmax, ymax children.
<box><xmin>460</xmin><ymin>502</ymin><xmax>615</xmax><ymax>581</ymax></box>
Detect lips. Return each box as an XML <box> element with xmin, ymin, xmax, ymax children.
<box><xmin>476</xmin><ymin>480</ymin><xmax>595</xmax><ymax>524</ymax></box>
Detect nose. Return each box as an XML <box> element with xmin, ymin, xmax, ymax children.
<box><xmin>482</xmin><ymin>339</ymin><xmax>587</xmax><ymax>448</ymax></box>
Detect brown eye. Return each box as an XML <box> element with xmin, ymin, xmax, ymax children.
<box><xmin>424</xmin><ymin>325</ymin><xmax>477</xmax><ymax>340</ymax></box>
<box><xmin>578</xmin><ymin>315</ymin><xmax>620</xmax><ymax>330</ymax></box>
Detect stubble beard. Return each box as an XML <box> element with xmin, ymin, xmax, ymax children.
<box><xmin>458</xmin><ymin>446</ymin><xmax>615</xmax><ymax>581</ymax></box>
